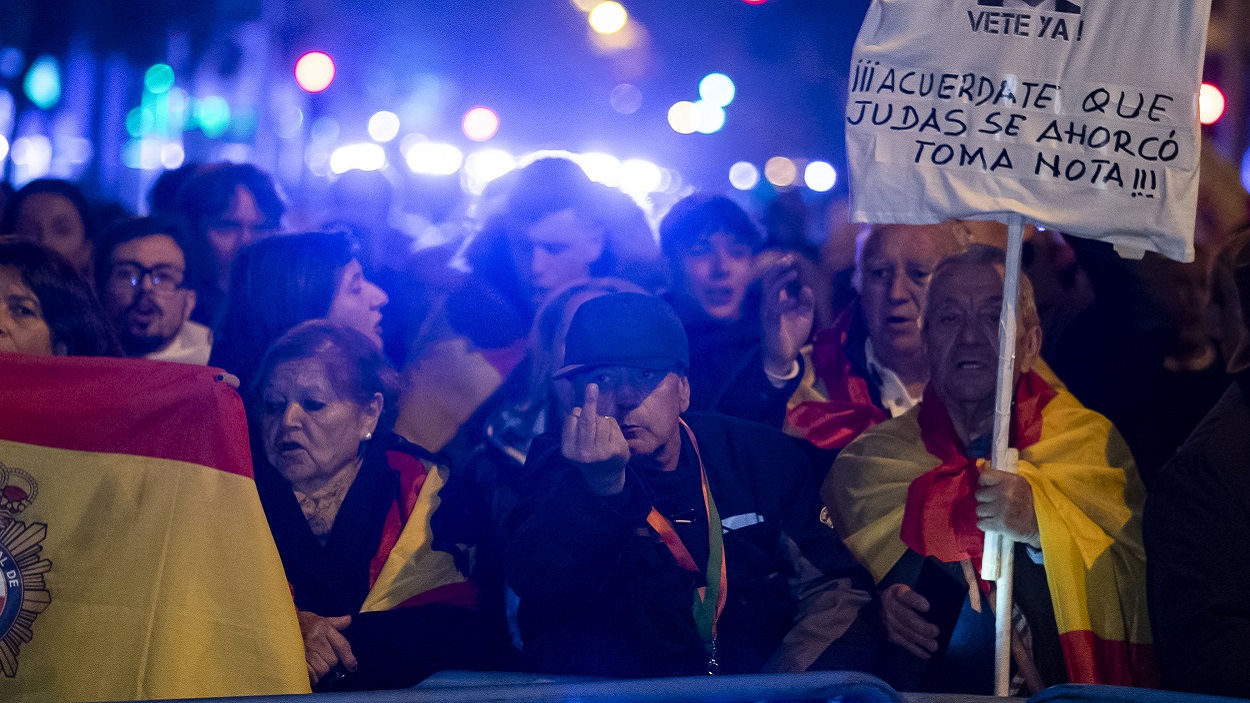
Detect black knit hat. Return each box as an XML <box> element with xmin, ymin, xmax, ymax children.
<box><xmin>555</xmin><ymin>292</ymin><xmax>690</xmax><ymax>378</ymax></box>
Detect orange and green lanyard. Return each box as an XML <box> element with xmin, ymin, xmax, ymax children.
<box><xmin>645</xmin><ymin>420</ymin><xmax>728</xmax><ymax>675</ymax></box>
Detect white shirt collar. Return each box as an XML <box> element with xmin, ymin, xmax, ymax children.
<box><xmin>145</xmin><ymin>321</ymin><xmax>213</xmax><ymax>366</ymax></box>
<box><xmin>864</xmin><ymin>338</ymin><xmax>922</xmax><ymax>418</ymax></box>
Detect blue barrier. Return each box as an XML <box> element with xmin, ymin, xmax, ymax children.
<box><xmin>136</xmin><ymin>671</ymin><xmax>907</xmax><ymax>703</ymax></box>
<box><xmin>1030</xmin><ymin>685</ymin><xmax>1250</xmax><ymax>703</ymax></box>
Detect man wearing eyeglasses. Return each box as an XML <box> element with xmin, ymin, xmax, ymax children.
<box><xmin>96</xmin><ymin>216</ymin><xmax>210</xmax><ymax>365</ymax></box>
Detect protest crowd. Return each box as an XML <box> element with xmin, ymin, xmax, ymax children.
<box><xmin>2</xmin><ymin>143</ymin><xmax>1249</xmax><ymax>699</ymax></box>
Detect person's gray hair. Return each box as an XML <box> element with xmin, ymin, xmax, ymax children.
<box><xmin>922</xmin><ymin>244</ymin><xmax>1040</xmax><ymax>334</ymax></box>
<box><xmin>852</xmin><ymin>221</ymin><xmax>970</xmax><ymax>292</ymax></box>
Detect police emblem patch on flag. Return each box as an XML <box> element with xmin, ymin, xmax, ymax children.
<box><xmin>0</xmin><ymin>463</ymin><xmax>51</xmax><ymax>678</ymax></box>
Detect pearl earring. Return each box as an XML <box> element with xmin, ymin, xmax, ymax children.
<box><xmin>363</xmin><ymin>432</ymin><xmax>373</xmax><ymax>441</ymax></box>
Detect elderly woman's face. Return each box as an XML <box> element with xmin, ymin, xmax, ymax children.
<box><xmin>0</xmin><ymin>265</ymin><xmax>54</xmax><ymax>355</ymax></box>
<box><xmin>260</xmin><ymin>357</ymin><xmax>380</xmax><ymax>493</ymax></box>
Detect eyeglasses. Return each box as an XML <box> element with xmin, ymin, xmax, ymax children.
<box><xmin>109</xmin><ymin>263</ymin><xmax>185</xmax><ymax>292</ymax></box>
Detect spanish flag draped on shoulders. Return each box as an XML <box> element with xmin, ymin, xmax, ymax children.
<box><xmin>0</xmin><ymin>353</ymin><xmax>308</xmax><ymax>702</ymax></box>
<box><xmin>823</xmin><ymin>369</ymin><xmax>1156</xmax><ymax>687</ymax></box>
<box><xmin>784</xmin><ymin>302</ymin><xmax>889</xmax><ymax>450</ymax></box>
<box><xmin>255</xmin><ymin>432</ymin><xmax>495</xmax><ymax>690</ymax></box>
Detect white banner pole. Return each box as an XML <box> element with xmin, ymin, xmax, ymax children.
<box><xmin>986</xmin><ymin>212</ymin><xmax>1025</xmax><ymax>696</ymax></box>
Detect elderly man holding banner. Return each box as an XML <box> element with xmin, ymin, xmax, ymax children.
<box><xmin>842</xmin><ymin>0</ymin><xmax>1210</xmax><ymax>692</ymax></box>
<box><xmin>822</xmin><ymin>246</ymin><xmax>1153</xmax><ymax>694</ymax></box>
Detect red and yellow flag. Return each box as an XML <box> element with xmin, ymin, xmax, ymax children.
<box><xmin>0</xmin><ymin>353</ymin><xmax>309</xmax><ymax>701</ymax></box>
<box><xmin>783</xmin><ymin>305</ymin><xmax>890</xmax><ymax>450</ymax></box>
<box><xmin>824</xmin><ymin>375</ymin><xmax>1155</xmax><ymax>687</ymax></box>
<box><xmin>359</xmin><ymin>449</ymin><xmax>475</xmax><ymax>612</ymax></box>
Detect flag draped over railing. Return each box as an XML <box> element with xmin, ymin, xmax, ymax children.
<box><xmin>0</xmin><ymin>353</ymin><xmax>310</xmax><ymax>701</ymax></box>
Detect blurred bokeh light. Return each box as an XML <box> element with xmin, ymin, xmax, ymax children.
<box><xmin>764</xmin><ymin>156</ymin><xmax>797</xmax><ymax>187</ymax></box>
<box><xmin>295</xmin><ymin>52</ymin><xmax>336</xmax><ymax>93</ymax></box>
<box><xmin>589</xmin><ymin>2</ymin><xmax>628</xmax><ymax>34</ymax></box>
<box><xmin>1200</xmin><ymin>83</ymin><xmax>1226</xmax><ymax>125</ymax></box>
<box><xmin>729</xmin><ymin>161</ymin><xmax>760</xmax><ymax>190</ymax></box>
<box><xmin>699</xmin><ymin>73</ymin><xmax>735</xmax><ymax>107</ymax></box>
<box><xmin>804</xmin><ymin>161</ymin><xmax>837</xmax><ymax>192</ymax></box>
<box><xmin>368</xmin><ymin>111</ymin><xmax>402</xmax><ymax>142</ymax></box>
<box><xmin>462</xmin><ymin>106</ymin><xmax>500</xmax><ymax>142</ymax></box>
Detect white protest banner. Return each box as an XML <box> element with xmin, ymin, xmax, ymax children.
<box><xmin>845</xmin><ymin>0</ymin><xmax>1212</xmax><ymax>262</ymax></box>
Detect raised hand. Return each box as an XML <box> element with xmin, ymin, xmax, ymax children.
<box><xmin>562</xmin><ymin>383</ymin><xmax>631</xmax><ymax>496</ymax></box>
<box><xmin>760</xmin><ymin>255</ymin><xmax>815</xmax><ymax>378</ymax></box>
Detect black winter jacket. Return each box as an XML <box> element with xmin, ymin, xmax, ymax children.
<box><xmin>506</xmin><ymin>412</ymin><xmax>880</xmax><ymax>677</ymax></box>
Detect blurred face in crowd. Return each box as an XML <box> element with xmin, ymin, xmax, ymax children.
<box><xmin>206</xmin><ymin>185</ymin><xmax>278</xmax><ymax>283</ymax></box>
<box><xmin>261</xmin><ymin>357</ymin><xmax>381</xmax><ymax>494</ymax></box>
<box><xmin>1211</xmin><ymin>258</ymin><xmax>1244</xmax><ymax>367</ymax></box>
<box><xmin>570</xmin><ymin>366</ymin><xmax>689</xmax><ymax>461</ymax></box>
<box><xmin>16</xmin><ymin>193</ymin><xmax>91</xmax><ymax>277</ymax></box>
<box><xmin>103</xmin><ymin>234</ymin><xmax>195</xmax><ymax>356</ymax></box>
<box><xmin>923</xmin><ymin>262</ymin><xmax>1039</xmax><ymax>412</ymax></box>
<box><xmin>327</xmin><ymin>259</ymin><xmax>388</xmax><ymax>348</ymax></box>
<box><xmin>515</xmin><ymin>209</ymin><xmax>604</xmax><ymax>298</ymax></box>
<box><xmin>1157</xmin><ymin>255</ymin><xmax>1212</xmax><ymax>354</ymax></box>
<box><xmin>859</xmin><ymin>224</ymin><xmax>960</xmax><ymax>366</ymax></box>
<box><xmin>0</xmin><ymin>265</ymin><xmax>53</xmax><ymax>355</ymax></box>
<box><xmin>680</xmin><ymin>232</ymin><xmax>755</xmax><ymax>321</ymax></box>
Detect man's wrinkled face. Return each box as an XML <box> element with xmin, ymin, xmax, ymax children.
<box><xmin>571</xmin><ymin>366</ymin><xmax>689</xmax><ymax>460</ymax></box>
<box><xmin>859</xmin><ymin>224</ymin><xmax>959</xmax><ymax>362</ymax></box>
<box><xmin>924</xmin><ymin>262</ymin><xmax>1040</xmax><ymax>411</ymax></box>
<box><xmin>103</xmin><ymin>234</ymin><xmax>194</xmax><ymax>354</ymax></box>
<box><xmin>924</xmin><ymin>263</ymin><xmax>1004</xmax><ymax>408</ymax></box>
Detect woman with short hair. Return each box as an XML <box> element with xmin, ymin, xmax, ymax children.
<box><xmin>251</xmin><ymin>320</ymin><xmax>497</xmax><ymax>690</ymax></box>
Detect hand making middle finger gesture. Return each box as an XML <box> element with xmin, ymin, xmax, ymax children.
<box><xmin>562</xmin><ymin>383</ymin><xmax>631</xmax><ymax>496</ymax></box>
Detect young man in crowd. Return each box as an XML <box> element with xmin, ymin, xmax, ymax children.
<box><xmin>96</xmin><ymin>216</ymin><xmax>211</xmax><ymax>364</ymax></box>
<box><xmin>658</xmin><ymin>193</ymin><xmax>814</xmax><ymax>427</ymax></box>
<box><xmin>175</xmin><ymin>162</ymin><xmax>286</xmax><ymax>326</ymax></box>
<box><xmin>506</xmin><ymin>292</ymin><xmax>880</xmax><ymax>678</ymax></box>
<box><xmin>824</xmin><ymin>246</ymin><xmax>1153</xmax><ymax>694</ymax></box>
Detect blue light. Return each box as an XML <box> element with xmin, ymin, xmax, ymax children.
<box><xmin>1241</xmin><ymin>148</ymin><xmax>1250</xmax><ymax>193</ymax></box>
<box><xmin>699</xmin><ymin>73</ymin><xmax>735</xmax><ymax>108</ymax></box>
<box><xmin>145</xmin><ymin>64</ymin><xmax>175</xmax><ymax>94</ymax></box>
<box><xmin>24</xmin><ymin>56</ymin><xmax>61</xmax><ymax>110</ymax></box>
<box><xmin>194</xmin><ymin>96</ymin><xmax>230</xmax><ymax>138</ymax></box>
<box><xmin>0</xmin><ymin>48</ymin><xmax>24</xmax><ymax>79</ymax></box>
